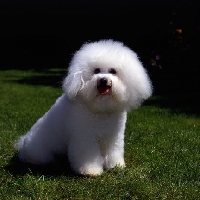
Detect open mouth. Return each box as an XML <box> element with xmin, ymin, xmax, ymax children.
<box><xmin>97</xmin><ymin>77</ymin><xmax>112</xmax><ymax>95</ymax></box>
<box><xmin>97</xmin><ymin>85</ymin><xmax>111</xmax><ymax>95</ymax></box>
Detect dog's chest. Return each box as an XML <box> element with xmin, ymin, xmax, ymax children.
<box><xmin>90</xmin><ymin>113</ymin><xmax>125</xmax><ymax>137</ymax></box>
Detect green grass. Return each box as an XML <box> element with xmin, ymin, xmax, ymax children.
<box><xmin>0</xmin><ymin>69</ymin><xmax>199</xmax><ymax>199</ymax></box>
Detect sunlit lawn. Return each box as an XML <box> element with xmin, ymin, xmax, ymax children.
<box><xmin>0</xmin><ymin>69</ymin><xmax>199</xmax><ymax>199</ymax></box>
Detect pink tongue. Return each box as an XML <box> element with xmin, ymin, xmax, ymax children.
<box><xmin>98</xmin><ymin>87</ymin><xmax>110</xmax><ymax>95</ymax></box>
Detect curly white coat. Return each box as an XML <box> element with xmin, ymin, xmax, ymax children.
<box><xmin>15</xmin><ymin>40</ymin><xmax>152</xmax><ymax>176</ymax></box>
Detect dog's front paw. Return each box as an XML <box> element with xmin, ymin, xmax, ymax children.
<box><xmin>73</xmin><ymin>164</ymin><xmax>103</xmax><ymax>176</ymax></box>
<box><xmin>104</xmin><ymin>157</ymin><xmax>125</xmax><ymax>169</ymax></box>
<box><xmin>82</xmin><ymin>167</ymin><xmax>103</xmax><ymax>177</ymax></box>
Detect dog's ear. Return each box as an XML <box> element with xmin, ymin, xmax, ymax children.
<box><xmin>123</xmin><ymin>55</ymin><xmax>153</xmax><ymax>109</ymax></box>
<box><xmin>62</xmin><ymin>71</ymin><xmax>83</xmax><ymax>99</ymax></box>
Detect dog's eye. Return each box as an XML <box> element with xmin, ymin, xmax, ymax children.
<box><xmin>94</xmin><ymin>68</ymin><xmax>101</xmax><ymax>74</ymax></box>
<box><xmin>109</xmin><ymin>68</ymin><xmax>117</xmax><ymax>74</ymax></box>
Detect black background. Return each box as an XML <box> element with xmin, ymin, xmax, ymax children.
<box><xmin>1</xmin><ymin>0</ymin><xmax>200</xmax><ymax>114</ymax></box>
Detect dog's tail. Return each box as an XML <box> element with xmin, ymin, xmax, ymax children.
<box><xmin>14</xmin><ymin>136</ymin><xmax>26</xmax><ymax>151</ymax></box>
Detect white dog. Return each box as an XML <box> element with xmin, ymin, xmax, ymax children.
<box><xmin>15</xmin><ymin>40</ymin><xmax>152</xmax><ymax>176</ymax></box>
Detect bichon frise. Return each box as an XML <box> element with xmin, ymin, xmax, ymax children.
<box><xmin>14</xmin><ymin>40</ymin><xmax>152</xmax><ymax>176</ymax></box>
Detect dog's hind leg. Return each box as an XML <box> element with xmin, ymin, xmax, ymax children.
<box><xmin>15</xmin><ymin>135</ymin><xmax>55</xmax><ymax>165</ymax></box>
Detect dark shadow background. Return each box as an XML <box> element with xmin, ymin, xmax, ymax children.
<box><xmin>0</xmin><ymin>0</ymin><xmax>200</xmax><ymax>115</ymax></box>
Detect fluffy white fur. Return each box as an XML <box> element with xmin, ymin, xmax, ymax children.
<box><xmin>14</xmin><ymin>40</ymin><xmax>152</xmax><ymax>176</ymax></box>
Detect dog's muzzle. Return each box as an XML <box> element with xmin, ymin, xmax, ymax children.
<box><xmin>97</xmin><ymin>77</ymin><xmax>112</xmax><ymax>95</ymax></box>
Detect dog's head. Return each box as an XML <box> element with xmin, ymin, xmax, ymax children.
<box><xmin>63</xmin><ymin>40</ymin><xmax>152</xmax><ymax>113</ymax></box>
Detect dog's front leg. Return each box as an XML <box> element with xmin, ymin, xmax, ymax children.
<box><xmin>103</xmin><ymin>136</ymin><xmax>125</xmax><ymax>170</ymax></box>
<box><xmin>67</xmin><ymin>138</ymin><xmax>104</xmax><ymax>176</ymax></box>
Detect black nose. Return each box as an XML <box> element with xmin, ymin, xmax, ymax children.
<box><xmin>99</xmin><ymin>77</ymin><xmax>108</xmax><ymax>86</ymax></box>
